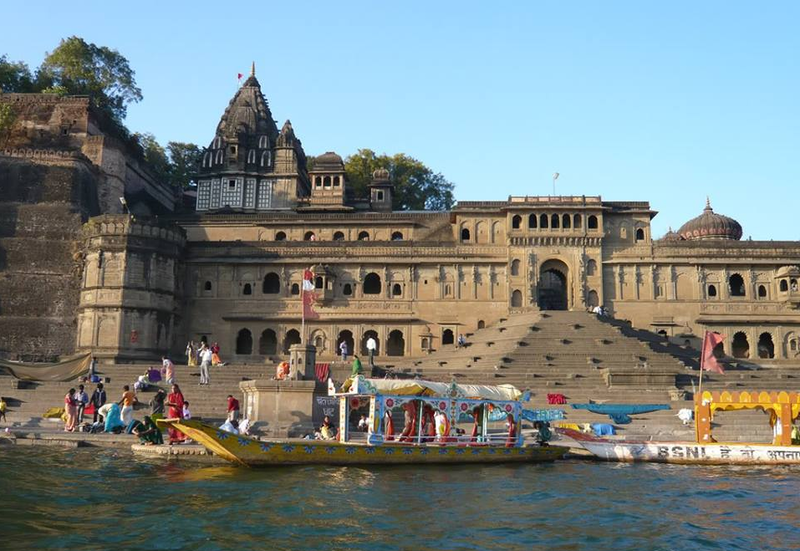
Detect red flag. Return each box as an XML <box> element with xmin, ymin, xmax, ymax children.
<box><xmin>237</xmin><ymin>73</ymin><xmax>243</xmax><ymax>80</ymax></box>
<box><xmin>700</xmin><ymin>331</ymin><xmax>725</xmax><ymax>374</ymax></box>
<box><xmin>302</xmin><ymin>269</ymin><xmax>319</xmax><ymax>320</ymax></box>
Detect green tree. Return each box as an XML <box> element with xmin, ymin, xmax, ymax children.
<box><xmin>37</xmin><ymin>37</ymin><xmax>142</xmax><ymax>122</ymax></box>
<box><xmin>0</xmin><ymin>103</ymin><xmax>18</xmax><ymax>147</ymax></box>
<box><xmin>134</xmin><ymin>132</ymin><xmax>171</xmax><ymax>184</ymax></box>
<box><xmin>166</xmin><ymin>142</ymin><xmax>202</xmax><ymax>189</ymax></box>
<box><xmin>344</xmin><ymin>149</ymin><xmax>455</xmax><ymax>211</ymax></box>
<box><xmin>0</xmin><ymin>55</ymin><xmax>35</xmax><ymax>92</ymax></box>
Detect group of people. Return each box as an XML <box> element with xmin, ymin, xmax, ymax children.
<box><xmin>186</xmin><ymin>340</ymin><xmax>223</xmax><ymax>385</ymax></box>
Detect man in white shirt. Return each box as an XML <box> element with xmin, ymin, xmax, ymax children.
<box><xmin>366</xmin><ymin>336</ymin><xmax>377</xmax><ymax>367</ymax></box>
<box><xmin>199</xmin><ymin>346</ymin><xmax>213</xmax><ymax>385</ymax></box>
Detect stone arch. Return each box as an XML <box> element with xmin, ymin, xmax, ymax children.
<box><xmin>342</xmin><ymin>283</ymin><xmax>353</xmax><ymax>296</ymax></box>
<box><xmin>757</xmin><ymin>332</ymin><xmax>775</xmax><ymax>359</ymax></box>
<box><xmin>358</xmin><ymin>231</ymin><xmax>370</xmax><ymax>241</ymax></box>
<box><xmin>708</xmin><ymin>284</ymin><xmax>718</xmax><ymax>298</ymax></box>
<box><xmin>310</xmin><ymin>329</ymin><xmax>328</xmax><ymax>354</ymax></box>
<box><xmin>361</xmin><ymin>330</ymin><xmax>379</xmax><ymax>356</ymax></box>
<box><xmin>635</xmin><ymin>228</ymin><xmax>645</xmax><ymax>242</ymax></box>
<box><xmin>731</xmin><ymin>331</ymin><xmax>749</xmax><ymax>359</ymax></box>
<box><xmin>236</xmin><ymin>328</ymin><xmax>253</xmax><ymax>355</ymax></box>
<box><xmin>540</xmin><ymin>214</ymin><xmax>548</xmax><ymax>229</ymax></box>
<box><xmin>304</xmin><ymin>231</ymin><xmax>316</xmax><ymax>241</ymax></box>
<box><xmin>391</xmin><ymin>231</ymin><xmax>404</xmax><ymax>241</ymax></box>
<box><xmin>333</xmin><ymin>231</ymin><xmax>345</xmax><ymax>241</ymax></box>
<box><xmin>392</xmin><ymin>283</ymin><xmax>403</xmax><ymax>297</ymax></box>
<box><xmin>263</xmin><ymin>272</ymin><xmax>280</xmax><ymax>294</ymax></box>
<box><xmin>442</xmin><ymin>328</ymin><xmax>455</xmax><ymax>346</ymax></box>
<box><xmin>780</xmin><ymin>280</ymin><xmax>789</xmax><ymax>292</ymax></box>
<box><xmin>587</xmin><ymin>289</ymin><xmax>599</xmax><ymax>308</ymax></box>
<box><xmin>511</xmin><ymin>289</ymin><xmax>523</xmax><ymax>307</ymax></box>
<box><xmin>477</xmin><ymin>320</ymin><xmax>485</xmax><ymax>329</ymax></box>
<box><xmin>729</xmin><ymin>273</ymin><xmax>746</xmax><ymax>297</ymax></box>
<box><xmin>562</xmin><ymin>214</ymin><xmax>571</xmax><ymax>229</ymax></box>
<box><xmin>587</xmin><ymin>259</ymin><xmax>597</xmax><ymax>276</ymax></box>
<box><xmin>283</xmin><ymin>329</ymin><xmax>301</xmax><ymax>353</ymax></box>
<box><xmin>528</xmin><ymin>214</ymin><xmax>538</xmax><ymax>229</ymax></box>
<box><xmin>243</xmin><ymin>283</ymin><xmax>252</xmax><ymax>296</ymax></box>
<box><xmin>538</xmin><ymin>258</ymin><xmax>569</xmax><ymax>311</ymax></box>
<box><xmin>204</xmin><ymin>281</ymin><xmax>212</xmax><ymax>291</ymax></box>
<box><xmin>290</xmin><ymin>283</ymin><xmax>300</xmax><ymax>295</ymax></box>
<box><xmin>551</xmin><ymin>213</ymin><xmax>560</xmax><ymax>229</ymax></box>
<box><xmin>758</xmin><ymin>284</ymin><xmax>767</xmax><ymax>298</ymax></box>
<box><xmin>460</xmin><ymin>227</ymin><xmax>471</xmax><ymax>242</ymax></box>
<box><xmin>784</xmin><ymin>331</ymin><xmax>798</xmax><ymax>357</ymax></box>
<box><xmin>588</xmin><ymin>215</ymin><xmax>598</xmax><ymax>230</ymax></box>
<box><xmin>492</xmin><ymin>221</ymin><xmax>503</xmax><ymax>243</ymax></box>
<box><xmin>259</xmin><ymin>329</ymin><xmax>278</xmax><ymax>355</ymax></box>
<box><xmin>510</xmin><ymin>259</ymin><xmax>521</xmax><ymax>277</ymax></box>
<box><xmin>337</xmin><ymin>330</ymin><xmax>354</xmax><ymax>356</ymax></box>
<box><xmin>97</xmin><ymin>317</ymin><xmax>117</xmax><ymax>347</ymax></box>
<box><xmin>574</xmin><ymin>214</ymin><xmax>582</xmax><ymax>229</ymax></box>
<box><xmin>364</xmin><ymin>273</ymin><xmax>382</xmax><ymax>295</ymax></box>
<box><xmin>512</xmin><ymin>215</ymin><xmax>522</xmax><ymax>229</ymax></box>
<box><xmin>275</xmin><ymin>231</ymin><xmax>287</xmax><ymax>241</ymax></box>
<box><xmin>387</xmin><ymin>330</ymin><xmax>405</xmax><ymax>356</ymax></box>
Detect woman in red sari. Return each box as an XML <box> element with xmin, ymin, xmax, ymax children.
<box><xmin>64</xmin><ymin>388</ymin><xmax>78</xmax><ymax>432</ymax></box>
<box><xmin>383</xmin><ymin>409</ymin><xmax>395</xmax><ymax>441</ymax></box>
<box><xmin>399</xmin><ymin>402</ymin><xmax>417</xmax><ymax>442</ymax></box>
<box><xmin>505</xmin><ymin>413</ymin><xmax>517</xmax><ymax>447</ymax></box>
<box><xmin>422</xmin><ymin>404</ymin><xmax>436</xmax><ymax>442</ymax></box>
<box><xmin>165</xmin><ymin>384</ymin><xmax>186</xmax><ymax>444</ymax></box>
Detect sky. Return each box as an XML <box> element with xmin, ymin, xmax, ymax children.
<box><xmin>3</xmin><ymin>1</ymin><xmax>798</xmax><ymax>239</ymax></box>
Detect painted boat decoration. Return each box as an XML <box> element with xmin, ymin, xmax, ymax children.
<box><xmin>157</xmin><ymin>377</ymin><xmax>566</xmax><ymax>466</ymax></box>
<box><xmin>559</xmin><ymin>390</ymin><xmax>800</xmax><ymax>465</ymax></box>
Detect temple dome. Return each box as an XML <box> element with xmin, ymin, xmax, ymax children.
<box><xmin>677</xmin><ymin>200</ymin><xmax>742</xmax><ymax>241</ymax></box>
<box><xmin>659</xmin><ymin>227</ymin><xmax>684</xmax><ymax>242</ymax></box>
<box><xmin>214</xmin><ymin>68</ymin><xmax>278</xmax><ymax>141</ymax></box>
<box><xmin>313</xmin><ymin>151</ymin><xmax>344</xmax><ymax>170</ymax></box>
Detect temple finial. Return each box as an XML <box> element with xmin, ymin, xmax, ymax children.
<box><xmin>705</xmin><ymin>196</ymin><xmax>712</xmax><ymax>211</ymax></box>
<box><xmin>250</xmin><ymin>61</ymin><xmax>255</xmax><ymax>77</ymax></box>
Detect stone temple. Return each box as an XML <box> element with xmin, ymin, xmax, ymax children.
<box><xmin>2</xmin><ymin>68</ymin><xmax>800</xmax><ymax>371</ymax></box>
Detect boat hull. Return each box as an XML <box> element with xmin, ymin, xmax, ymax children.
<box><xmin>560</xmin><ymin>429</ymin><xmax>800</xmax><ymax>465</ymax></box>
<box><xmin>158</xmin><ymin>419</ymin><xmax>566</xmax><ymax>466</ymax></box>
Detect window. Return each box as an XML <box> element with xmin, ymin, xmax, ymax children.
<box><xmin>588</xmin><ymin>215</ymin><xmax>598</xmax><ymax>230</ymax></box>
<box><xmin>215</xmin><ymin>150</ymin><xmax>223</xmax><ymax>164</ymax></box>
<box><xmin>758</xmin><ymin>285</ymin><xmax>767</xmax><ymax>298</ymax></box>
<box><xmin>358</xmin><ymin>231</ymin><xmax>370</xmax><ymax>241</ymax></box>
<box><xmin>204</xmin><ymin>281</ymin><xmax>212</xmax><ymax>291</ymax></box>
<box><xmin>259</xmin><ymin>136</ymin><xmax>268</xmax><ymax>149</ymax></box>
<box><xmin>236</xmin><ymin>329</ymin><xmax>253</xmax><ymax>355</ymax></box>
<box><xmin>445</xmin><ymin>284</ymin><xmax>452</xmax><ymax>297</ymax></box>
<box><xmin>635</xmin><ymin>228</ymin><xmax>645</xmax><ymax>242</ymax></box>
<box><xmin>511</xmin><ymin>289</ymin><xmax>523</xmax><ymax>307</ymax></box>
<box><xmin>323</xmin><ymin>176</ymin><xmax>331</xmax><ymax>188</ymax></box>
<box><xmin>263</xmin><ymin>273</ymin><xmax>280</xmax><ymax>294</ymax></box>
<box><xmin>229</xmin><ymin>145</ymin><xmax>237</xmax><ymax>155</ymax></box>
<box><xmin>540</xmin><ymin>214</ymin><xmax>548</xmax><ymax>229</ymax></box>
<box><xmin>780</xmin><ymin>280</ymin><xmax>789</xmax><ymax>292</ymax></box>
<box><xmin>304</xmin><ymin>231</ymin><xmax>316</xmax><ymax>241</ymax></box>
<box><xmin>461</xmin><ymin>228</ymin><xmax>471</xmax><ymax>241</ymax></box>
<box><xmin>315</xmin><ymin>177</ymin><xmax>322</xmax><ymax>188</ymax></box>
<box><xmin>387</xmin><ymin>330</ymin><xmax>405</xmax><ymax>356</ymax></box>
<box><xmin>392</xmin><ymin>283</ymin><xmax>402</xmax><ymax>297</ymax></box>
<box><xmin>260</xmin><ymin>151</ymin><xmax>270</xmax><ymax>167</ymax></box>
<box><xmin>729</xmin><ymin>274</ymin><xmax>746</xmax><ymax>297</ymax></box>
<box><xmin>391</xmin><ymin>231</ymin><xmax>403</xmax><ymax>241</ymax></box>
<box><xmin>442</xmin><ymin>329</ymin><xmax>454</xmax><ymax>345</ymax></box>
<box><xmin>562</xmin><ymin>214</ymin><xmax>571</xmax><ymax>229</ymax></box>
<box><xmin>283</xmin><ymin>329</ymin><xmax>301</xmax><ymax>353</ymax></box>
<box><xmin>248</xmin><ymin>150</ymin><xmax>255</xmax><ymax>164</ymax></box>
<box><xmin>243</xmin><ymin>283</ymin><xmax>252</xmax><ymax>295</ymax></box>
<box><xmin>333</xmin><ymin>231</ymin><xmax>345</xmax><ymax>241</ymax></box>
<box><xmin>377</xmin><ymin>191</ymin><xmax>384</xmax><ymax>201</ymax></box>
<box><xmin>291</xmin><ymin>283</ymin><xmax>300</xmax><ymax>295</ymax></box>
<box><xmin>758</xmin><ymin>332</ymin><xmax>775</xmax><ymax>359</ymax></box>
<box><xmin>511</xmin><ymin>259</ymin><xmax>521</xmax><ymax>276</ymax></box>
<box><xmin>259</xmin><ymin>329</ymin><xmax>277</xmax><ymax>355</ymax></box>
<box><xmin>315</xmin><ymin>276</ymin><xmax>324</xmax><ymax>290</ymax></box>
<box><xmin>587</xmin><ymin>259</ymin><xmax>597</xmax><ymax>276</ymax></box>
<box><xmin>343</xmin><ymin>283</ymin><xmax>353</xmax><ymax>296</ymax></box>
<box><xmin>275</xmin><ymin>231</ymin><xmax>286</xmax><ymax>241</ymax></box>
<box><xmin>528</xmin><ymin>214</ymin><xmax>537</xmax><ymax>229</ymax></box>
<box><xmin>732</xmin><ymin>332</ymin><xmax>749</xmax><ymax>358</ymax></box>
<box><xmin>551</xmin><ymin>214</ymin><xmax>560</xmax><ymax>229</ymax></box>
<box><xmin>708</xmin><ymin>284</ymin><xmax>717</xmax><ymax>297</ymax></box>
<box><xmin>574</xmin><ymin>214</ymin><xmax>582</xmax><ymax>229</ymax></box>
<box><xmin>333</xmin><ymin>176</ymin><xmax>340</xmax><ymax>187</ymax></box>
<box><xmin>364</xmin><ymin>273</ymin><xmax>381</xmax><ymax>294</ymax></box>
<box><xmin>512</xmin><ymin>215</ymin><xmax>522</xmax><ymax>229</ymax></box>
<box><xmin>477</xmin><ymin>320</ymin><xmax>485</xmax><ymax>329</ymax></box>
<box><xmin>228</xmin><ymin>179</ymin><xmax>236</xmax><ymax>189</ymax></box>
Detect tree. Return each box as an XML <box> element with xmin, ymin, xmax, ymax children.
<box><xmin>344</xmin><ymin>149</ymin><xmax>455</xmax><ymax>211</ymax></box>
<box><xmin>37</xmin><ymin>37</ymin><xmax>142</xmax><ymax>122</ymax></box>
<box><xmin>134</xmin><ymin>132</ymin><xmax>171</xmax><ymax>184</ymax></box>
<box><xmin>0</xmin><ymin>55</ymin><xmax>35</xmax><ymax>93</ymax></box>
<box><xmin>0</xmin><ymin>103</ymin><xmax>18</xmax><ymax>147</ymax></box>
<box><xmin>166</xmin><ymin>142</ymin><xmax>202</xmax><ymax>189</ymax></box>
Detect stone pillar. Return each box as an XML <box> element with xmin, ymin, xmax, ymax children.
<box><xmin>239</xmin><ymin>379</ymin><xmax>317</xmax><ymax>437</ymax></box>
<box><xmin>289</xmin><ymin>343</ymin><xmax>317</xmax><ymax>380</ymax></box>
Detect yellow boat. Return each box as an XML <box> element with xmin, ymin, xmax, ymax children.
<box><xmin>157</xmin><ymin>377</ymin><xmax>566</xmax><ymax>466</ymax></box>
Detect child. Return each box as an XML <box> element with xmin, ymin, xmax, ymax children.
<box><xmin>182</xmin><ymin>401</ymin><xmax>192</xmax><ymax>420</ymax></box>
<box><xmin>357</xmin><ymin>414</ymin><xmax>368</xmax><ymax>432</ymax></box>
<box><xmin>0</xmin><ymin>396</ymin><xmax>7</xmax><ymax>422</ymax></box>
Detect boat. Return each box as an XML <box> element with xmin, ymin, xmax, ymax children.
<box><xmin>156</xmin><ymin>376</ymin><xmax>567</xmax><ymax>466</ymax></box>
<box><xmin>558</xmin><ymin>390</ymin><xmax>800</xmax><ymax>465</ymax></box>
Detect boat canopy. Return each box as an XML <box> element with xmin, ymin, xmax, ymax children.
<box><xmin>333</xmin><ymin>376</ymin><xmax>525</xmax><ymax>402</ymax></box>
<box><xmin>696</xmin><ymin>390</ymin><xmax>800</xmax><ymax>446</ymax></box>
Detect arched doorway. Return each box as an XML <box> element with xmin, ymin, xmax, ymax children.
<box><xmin>758</xmin><ymin>332</ymin><xmax>775</xmax><ymax>359</ymax></box>
<box><xmin>337</xmin><ymin>330</ymin><xmax>354</xmax><ymax>357</ymax></box>
<box><xmin>587</xmin><ymin>290</ymin><xmax>599</xmax><ymax>308</ymax></box>
<box><xmin>731</xmin><ymin>332</ymin><xmax>749</xmax><ymax>359</ymax></box>
<box><xmin>259</xmin><ymin>329</ymin><xmax>277</xmax><ymax>355</ymax></box>
<box><xmin>387</xmin><ymin>330</ymin><xmax>405</xmax><ymax>356</ymax></box>
<box><xmin>442</xmin><ymin>329</ymin><xmax>454</xmax><ymax>346</ymax></box>
<box><xmin>283</xmin><ymin>329</ymin><xmax>301</xmax><ymax>353</ymax></box>
<box><xmin>361</xmin><ymin>330</ymin><xmax>379</xmax><ymax>356</ymax></box>
<box><xmin>538</xmin><ymin>259</ymin><xmax>569</xmax><ymax>310</ymax></box>
<box><xmin>236</xmin><ymin>328</ymin><xmax>253</xmax><ymax>355</ymax></box>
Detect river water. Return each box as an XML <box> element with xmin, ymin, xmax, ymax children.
<box><xmin>1</xmin><ymin>446</ymin><xmax>798</xmax><ymax>551</ymax></box>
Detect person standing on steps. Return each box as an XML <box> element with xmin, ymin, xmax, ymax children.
<box><xmin>199</xmin><ymin>344</ymin><xmax>212</xmax><ymax>385</ymax></box>
<box><xmin>351</xmin><ymin>355</ymin><xmax>363</xmax><ymax>377</ymax></box>
<box><xmin>75</xmin><ymin>384</ymin><xmax>89</xmax><ymax>424</ymax></box>
<box><xmin>89</xmin><ymin>383</ymin><xmax>106</xmax><ymax>423</ymax></box>
<box><xmin>118</xmin><ymin>385</ymin><xmax>137</xmax><ymax>426</ymax></box>
<box><xmin>227</xmin><ymin>395</ymin><xmax>240</xmax><ymax>423</ymax></box>
<box><xmin>366</xmin><ymin>336</ymin><xmax>377</xmax><ymax>367</ymax></box>
<box><xmin>162</xmin><ymin>355</ymin><xmax>175</xmax><ymax>385</ymax></box>
<box><xmin>339</xmin><ymin>340</ymin><xmax>348</xmax><ymax>363</ymax></box>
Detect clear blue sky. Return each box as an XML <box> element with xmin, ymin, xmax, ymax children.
<box><xmin>3</xmin><ymin>1</ymin><xmax>798</xmax><ymax>239</ymax></box>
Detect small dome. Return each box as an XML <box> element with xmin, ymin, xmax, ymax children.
<box><xmin>776</xmin><ymin>265</ymin><xmax>800</xmax><ymax>279</ymax></box>
<box><xmin>659</xmin><ymin>226</ymin><xmax>684</xmax><ymax>242</ymax></box>
<box><xmin>312</xmin><ymin>151</ymin><xmax>344</xmax><ymax>171</ymax></box>
<box><xmin>677</xmin><ymin>199</ymin><xmax>742</xmax><ymax>241</ymax></box>
<box><xmin>372</xmin><ymin>168</ymin><xmax>390</xmax><ymax>180</ymax></box>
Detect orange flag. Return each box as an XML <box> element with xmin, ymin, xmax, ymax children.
<box><xmin>700</xmin><ymin>331</ymin><xmax>725</xmax><ymax>374</ymax></box>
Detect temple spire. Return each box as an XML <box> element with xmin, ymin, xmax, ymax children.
<box><xmin>251</xmin><ymin>61</ymin><xmax>255</xmax><ymax>77</ymax></box>
<box><xmin>705</xmin><ymin>196</ymin><xmax>712</xmax><ymax>211</ymax></box>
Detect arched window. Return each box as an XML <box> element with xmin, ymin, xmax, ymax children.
<box><xmin>792</xmin><ymin>279</ymin><xmax>798</xmax><ymax>291</ymax></box>
<box><xmin>333</xmin><ymin>176</ymin><xmax>340</xmax><ymax>187</ymax></box>
<box><xmin>551</xmin><ymin>214</ymin><xmax>560</xmax><ymax>229</ymax></box>
<box><xmin>364</xmin><ymin>273</ymin><xmax>381</xmax><ymax>294</ymax></box>
<box><xmin>540</xmin><ymin>214</ymin><xmax>548</xmax><ymax>229</ymax></box>
<box><xmin>214</xmin><ymin>137</ymin><xmax>221</xmax><ymax>149</ymax></box>
<box><xmin>323</xmin><ymin>176</ymin><xmax>331</xmax><ymax>188</ymax></box>
<box><xmin>512</xmin><ymin>215</ymin><xmax>522</xmax><ymax>229</ymax></box>
<box><xmin>391</xmin><ymin>231</ymin><xmax>403</xmax><ymax>241</ymax></box>
<box><xmin>247</xmin><ymin>150</ymin><xmax>256</xmax><ymax>164</ymax></box>
<box><xmin>588</xmin><ymin>215</ymin><xmax>598</xmax><ymax>230</ymax></box>
<box><xmin>203</xmin><ymin>152</ymin><xmax>211</xmax><ymax>167</ymax></box>
<box><xmin>259</xmin><ymin>329</ymin><xmax>277</xmax><ymax>355</ymax></box>
<box><xmin>477</xmin><ymin>320</ymin><xmax>485</xmax><ymax>329</ymax></box>
<box><xmin>304</xmin><ymin>231</ymin><xmax>316</xmax><ymax>241</ymax></box>
<box><xmin>215</xmin><ymin>150</ymin><xmax>223</xmax><ymax>164</ymax></box>
<box><xmin>204</xmin><ymin>281</ymin><xmax>212</xmax><ymax>291</ymax></box>
<box><xmin>511</xmin><ymin>259</ymin><xmax>521</xmax><ymax>276</ymax></box>
<box><xmin>528</xmin><ymin>214</ymin><xmax>537</xmax><ymax>229</ymax></box>
<box><xmin>732</xmin><ymin>332</ymin><xmax>749</xmax><ymax>359</ymax></box>
<box><xmin>283</xmin><ymin>329</ymin><xmax>301</xmax><ymax>353</ymax></box>
<box><xmin>392</xmin><ymin>283</ymin><xmax>402</xmax><ymax>297</ymax></box>
<box><xmin>780</xmin><ymin>280</ymin><xmax>789</xmax><ymax>292</ymax></box>
<box><xmin>260</xmin><ymin>151</ymin><xmax>271</xmax><ymax>167</ymax></box>
<box><xmin>442</xmin><ymin>329</ymin><xmax>454</xmax><ymax>346</ymax></box>
<box><xmin>758</xmin><ymin>285</ymin><xmax>767</xmax><ymax>298</ymax></box>
<box><xmin>333</xmin><ymin>231</ymin><xmax>345</xmax><ymax>241</ymax></box>
<box><xmin>729</xmin><ymin>274</ymin><xmax>746</xmax><ymax>297</ymax></box>
<box><xmin>262</xmin><ymin>272</ymin><xmax>280</xmax><ymax>294</ymax></box>
<box><xmin>275</xmin><ymin>231</ymin><xmax>286</xmax><ymax>241</ymax></box>
<box><xmin>587</xmin><ymin>289</ymin><xmax>599</xmax><ymax>308</ymax></box>
<box><xmin>587</xmin><ymin>259</ymin><xmax>597</xmax><ymax>276</ymax></box>
<box><xmin>562</xmin><ymin>214</ymin><xmax>571</xmax><ymax>229</ymax></box>
<box><xmin>337</xmin><ymin>330</ymin><xmax>354</xmax><ymax>357</ymax></box>
<box><xmin>387</xmin><ymin>330</ymin><xmax>405</xmax><ymax>356</ymax></box>
<box><xmin>242</xmin><ymin>283</ymin><xmax>252</xmax><ymax>296</ymax></box>
<box><xmin>236</xmin><ymin>329</ymin><xmax>253</xmax><ymax>355</ymax></box>
<box><xmin>259</xmin><ymin>135</ymin><xmax>268</xmax><ymax>149</ymax></box>
<box><xmin>290</xmin><ymin>283</ymin><xmax>300</xmax><ymax>295</ymax></box>
<box><xmin>758</xmin><ymin>332</ymin><xmax>775</xmax><ymax>359</ymax></box>
<box><xmin>708</xmin><ymin>284</ymin><xmax>717</xmax><ymax>298</ymax></box>
<box><xmin>574</xmin><ymin>214</ymin><xmax>582</xmax><ymax>229</ymax></box>
<box><xmin>635</xmin><ymin>228</ymin><xmax>645</xmax><ymax>242</ymax></box>
<box><xmin>315</xmin><ymin>276</ymin><xmax>324</xmax><ymax>289</ymax></box>
<box><xmin>315</xmin><ymin>176</ymin><xmax>322</xmax><ymax>188</ymax></box>
<box><xmin>511</xmin><ymin>289</ymin><xmax>523</xmax><ymax>307</ymax></box>
<box><xmin>461</xmin><ymin>228</ymin><xmax>471</xmax><ymax>242</ymax></box>
<box><xmin>358</xmin><ymin>231</ymin><xmax>370</xmax><ymax>241</ymax></box>
<box><xmin>343</xmin><ymin>283</ymin><xmax>353</xmax><ymax>296</ymax></box>
<box><xmin>444</xmin><ymin>284</ymin><xmax>452</xmax><ymax>297</ymax></box>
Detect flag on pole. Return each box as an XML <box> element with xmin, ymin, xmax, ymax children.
<box><xmin>700</xmin><ymin>331</ymin><xmax>725</xmax><ymax>374</ymax></box>
<box><xmin>302</xmin><ymin>269</ymin><xmax>319</xmax><ymax>320</ymax></box>
<box><xmin>237</xmin><ymin>73</ymin><xmax>244</xmax><ymax>80</ymax></box>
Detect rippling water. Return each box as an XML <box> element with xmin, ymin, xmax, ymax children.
<box><xmin>1</xmin><ymin>446</ymin><xmax>799</xmax><ymax>551</ymax></box>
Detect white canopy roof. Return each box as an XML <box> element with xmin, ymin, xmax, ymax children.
<box><xmin>336</xmin><ymin>377</ymin><xmax>523</xmax><ymax>402</ymax></box>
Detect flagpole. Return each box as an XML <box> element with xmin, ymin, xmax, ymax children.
<box><xmin>301</xmin><ymin>289</ymin><xmax>306</xmax><ymax>346</ymax></box>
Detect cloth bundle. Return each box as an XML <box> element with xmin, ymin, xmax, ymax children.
<box><xmin>547</xmin><ymin>393</ymin><xmax>567</xmax><ymax>405</ymax></box>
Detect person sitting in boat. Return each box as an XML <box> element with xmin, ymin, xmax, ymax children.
<box><xmin>505</xmin><ymin>413</ymin><xmax>517</xmax><ymax>447</ymax></box>
<box><xmin>471</xmin><ymin>405</ymin><xmax>483</xmax><ymax>442</ymax></box>
<box><xmin>399</xmin><ymin>402</ymin><xmax>417</xmax><ymax>442</ymax></box>
<box><xmin>534</xmin><ymin>421</ymin><xmax>552</xmax><ymax>446</ymax></box>
<box><xmin>434</xmin><ymin>409</ymin><xmax>450</xmax><ymax>443</ymax></box>
<box><xmin>357</xmin><ymin>414</ymin><xmax>369</xmax><ymax>432</ymax></box>
<box><xmin>421</xmin><ymin>404</ymin><xmax>436</xmax><ymax>442</ymax></box>
<box><xmin>319</xmin><ymin>415</ymin><xmax>337</xmax><ymax>440</ymax></box>
<box><xmin>383</xmin><ymin>409</ymin><xmax>395</xmax><ymax>441</ymax></box>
